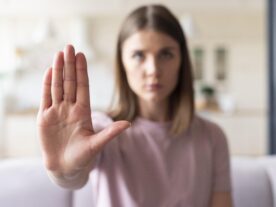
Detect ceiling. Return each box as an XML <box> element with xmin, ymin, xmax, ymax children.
<box><xmin>0</xmin><ymin>0</ymin><xmax>265</xmax><ymax>17</ymax></box>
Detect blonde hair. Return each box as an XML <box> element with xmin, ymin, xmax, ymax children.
<box><xmin>109</xmin><ymin>4</ymin><xmax>194</xmax><ymax>135</ymax></box>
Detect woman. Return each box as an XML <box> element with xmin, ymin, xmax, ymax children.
<box><xmin>37</xmin><ymin>4</ymin><xmax>232</xmax><ymax>207</ymax></box>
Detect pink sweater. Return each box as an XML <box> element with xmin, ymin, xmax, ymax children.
<box><xmin>89</xmin><ymin>112</ymin><xmax>231</xmax><ymax>207</ymax></box>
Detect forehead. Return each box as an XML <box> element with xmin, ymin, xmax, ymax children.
<box><xmin>122</xmin><ymin>29</ymin><xmax>179</xmax><ymax>51</ymax></box>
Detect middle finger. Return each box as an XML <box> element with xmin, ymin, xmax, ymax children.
<box><xmin>63</xmin><ymin>45</ymin><xmax>76</xmax><ymax>103</ymax></box>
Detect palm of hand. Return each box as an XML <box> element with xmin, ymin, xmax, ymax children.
<box><xmin>37</xmin><ymin>45</ymin><xmax>130</xmax><ymax>176</ymax></box>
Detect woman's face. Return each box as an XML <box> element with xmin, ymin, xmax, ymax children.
<box><xmin>122</xmin><ymin>29</ymin><xmax>181</xmax><ymax>105</ymax></box>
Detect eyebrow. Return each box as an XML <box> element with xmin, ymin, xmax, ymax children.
<box><xmin>130</xmin><ymin>46</ymin><xmax>178</xmax><ymax>53</ymax></box>
<box><xmin>159</xmin><ymin>46</ymin><xmax>178</xmax><ymax>51</ymax></box>
<box><xmin>162</xmin><ymin>46</ymin><xmax>178</xmax><ymax>49</ymax></box>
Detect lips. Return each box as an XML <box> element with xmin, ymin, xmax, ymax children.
<box><xmin>145</xmin><ymin>83</ymin><xmax>162</xmax><ymax>91</ymax></box>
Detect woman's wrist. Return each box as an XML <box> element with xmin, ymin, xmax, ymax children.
<box><xmin>47</xmin><ymin>168</ymin><xmax>89</xmax><ymax>190</ymax></box>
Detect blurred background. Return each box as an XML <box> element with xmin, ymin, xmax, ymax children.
<box><xmin>0</xmin><ymin>0</ymin><xmax>267</xmax><ymax>158</ymax></box>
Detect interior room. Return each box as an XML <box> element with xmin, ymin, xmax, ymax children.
<box><xmin>0</xmin><ymin>0</ymin><xmax>272</xmax><ymax>207</ymax></box>
<box><xmin>0</xmin><ymin>0</ymin><xmax>267</xmax><ymax>157</ymax></box>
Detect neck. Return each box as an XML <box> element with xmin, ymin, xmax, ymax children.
<box><xmin>138</xmin><ymin>100</ymin><xmax>169</xmax><ymax>122</ymax></box>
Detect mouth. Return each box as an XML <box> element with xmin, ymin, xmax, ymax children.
<box><xmin>144</xmin><ymin>83</ymin><xmax>162</xmax><ymax>91</ymax></box>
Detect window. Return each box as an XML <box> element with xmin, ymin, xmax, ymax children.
<box><xmin>192</xmin><ymin>47</ymin><xmax>204</xmax><ymax>80</ymax></box>
<box><xmin>215</xmin><ymin>47</ymin><xmax>227</xmax><ymax>81</ymax></box>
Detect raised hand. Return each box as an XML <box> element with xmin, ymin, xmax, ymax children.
<box><xmin>37</xmin><ymin>45</ymin><xmax>130</xmax><ymax>187</ymax></box>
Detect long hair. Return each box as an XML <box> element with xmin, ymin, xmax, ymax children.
<box><xmin>109</xmin><ymin>4</ymin><xmax>194</xmax><ymax>135</ymax></box>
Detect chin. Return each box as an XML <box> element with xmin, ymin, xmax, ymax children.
<box><xmin>144</xmin><ymin>95</ymin><xmax>167</xmax><ymax>104</ymax></box>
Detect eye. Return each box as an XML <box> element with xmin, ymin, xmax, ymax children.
<box><xmin>159</xmin><ymin>50</ymin><xmax>174</xmax><ymax>59</ymax></box>
<box><xmin>132</xmin><ymin>51</ymin><xmax>144</xmax><ymax>61</ymax></box>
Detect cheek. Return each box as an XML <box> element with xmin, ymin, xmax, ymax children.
<box><xmin>164</xmin><ymin>62</ymin><xmax>180</xmax><ymax>85</ymax></box>
<box><xmin>124</xmin><ymin>67</ymin><xmax>143</xmax><ymax>93</ymax></box>
<box><xmin>122</xmin><ymin>59</ymin><xmax>144</xmax><ymax>92</ymax></box>
<box><xmin>122</xmin><ymin>56</ymin><xmax>136</xmax><ymax>89</ymax></box>
<box><xmin>166</xmin><ymin>71</ymin><xmax>179</xmax><ymax>91</ymax></box>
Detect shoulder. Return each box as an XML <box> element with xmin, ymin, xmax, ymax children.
<box><xmin>191</xmin><ymin>114</ymin><xmax>225</xmax><ymax>135</ymax></box>
<box><xmin>191</xmin><ymin>114</ymin><xmax>228</xmax><ymax>148</ymax></box>
<box><xmin>92</xmin><ymin>111</ymin><xmax>114</xmax><ymax>132</ymax></box>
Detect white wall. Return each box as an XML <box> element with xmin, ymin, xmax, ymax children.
<box><xmin>0</xmin><ymin>1</ymin><xmax>268</xmax><ymax>156</ymax></box>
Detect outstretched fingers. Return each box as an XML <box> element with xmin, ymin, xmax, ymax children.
<box><xmin>76</xmin><ymin>52</ymin><xmax>90</xmax><ymax>107</ymax></box>
<box><xmin>40</xmin><ymin>67</ymin><xmax>52</xmax><ymax>110</ymax></box>
<box><xmin>51</xmin><ymin>51</ymin><xmax>64</xmax><ymax>104</ymax></box>
<box><xmin>63</xmin><ymin>45</ymin><xmax>77</xmax><ymax>103</ymax></box>
<box><xmin>47</xmin><ymin>45</ymin><xmax>90</xmax><ymax>108</ymax></box>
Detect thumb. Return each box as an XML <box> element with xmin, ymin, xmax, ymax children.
<box><xmin>89</xmin><ymin>121</ymin><xmax>131</xmax><ymax>152</ymax></box>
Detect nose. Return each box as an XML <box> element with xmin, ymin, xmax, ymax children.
<box><xmin>144</xmin><ymin>56</ymin><xmax>160</xmax><ymax>77</ymax></box>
